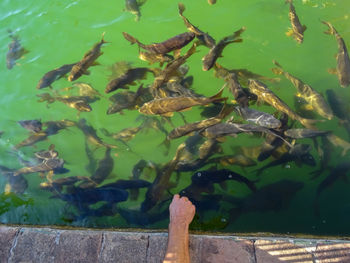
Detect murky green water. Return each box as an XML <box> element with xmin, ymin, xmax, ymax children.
<box><xmin>1</xmin><ymin>0</ymin><xmax>350</xmax><ymax>236</ymax></box>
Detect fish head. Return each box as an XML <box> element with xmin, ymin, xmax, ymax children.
<box><xmin>73</xmin><ymin>101</ymin><xmax>92</xmax><ymax>112</ymax></box>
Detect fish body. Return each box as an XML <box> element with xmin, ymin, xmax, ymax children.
<box><xmin>107</xmin><ymin>91</ymin><xmax>138</xmax><ymax>114</ymax></box>
<box><xmin>77</xmin><ymin>119</ymin><xmax>115</xmax><ymax>148</ymax></box>
<box><xmin>73</xmin><ymin>82</ymin><xmax>102</xmax><ymax>98</ymax></box>
<box><xmin>68</xmin><ymin>35</ymin><xmax>107</xmax><ymax>81</ymax></box>
<box><xmin>226</xmin><ymin>73</ymin><xmax>250</xmax><ymax>107</ymax></box>
<box><xmin>202</xmin><ymin>27</ymin><xmax>245</xmax><ymax>71</ymax></box>
<box><xmin>18</xmin><ymin>119</ymin><xmax>42</xmax><ymax>133</ymax></box>
<box><xmin>139</xmin><ymin>87</ymin><xmax>226</xmax><ymax>116</ymax></box>
<box><xmin>37</xmin><ymin>63</ymin><xmax>76</xmax><ymax>89</ymax></box>
<box><xmin>56</xmin><ymin>96</ymin><xmax>92</xmax><ymax>112</ymax></box>
<box><xmin>272</xmin><ymin>61</ymin><xmax>333</xmax><ymax>120</ymax></box>
<box><xmin>322</xmin><ymin>21</ymin><xmax>350</xmax><ymax>88</ymax></box>
<box><xmin>105</xmin><ymin>67</ymin><xmax>151</xmax><ymax>93</ymax></box>
<box><xmin>15</xmin><ymin>132</ymin><xmax>48</xmax><ymax>149</ymax></box>
<box><xmin>235</xmin><ymin>106</ymin><xmax>281</xmax><ymax>129</ymax></box>
<box><xmin>139</xmin><ymin>51</ymin><xmax>173</xmax><ymax>65</ymax></box>
<box><xmin>248</xmin><ymin>79</ymin><xmax>317</xmax><ymax>129</ymax></box>
<box><xmin>6</xmin><ymin>32</ymin><xmax>28</xmax><ymax>69</ymax></box>
<box><xmin>178</xmin><ymin>3</ymin><xmax>216</xmax><ymax>48</ymax></box>
<box><xmin>285</xmin><ymin>0</ymin><xmax>306</xmax><ymax>44</ymax></box>
<box><xmin>123</xmin><ymin>31</ymin><xmax>195</xmax><ymax>55</ymax></box>
<box><xmin>14</xmin><ymin>158</ymin><xmax>64</xmax><ymax>176</ymax></box>
<box><xmin>284</xmin><ymin>128</ymin><xmax>331</xmax><ymax>139</ymax></box>
<box><xmin>91</xmin><ymin>148</ymin><xmax>113</xmax><ymax>184</ymax></box>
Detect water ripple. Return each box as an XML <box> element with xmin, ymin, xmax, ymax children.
<box><xmin>91</xmin><ymin>14</ymin><xmax>127</xmax><ymax>29</ymax></box>
<box><xmin>0</xmin><ymin>8</ymin><xmax>25</xmax><ymax>21</ymax></box>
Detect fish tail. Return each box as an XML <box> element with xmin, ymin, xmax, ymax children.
<box><xmin>217</xmin><ymin>103</ymin><xmax>234</xmax><ymax>119</ymax></box>
<box><xmin>209</xmin><ymin>87</ymin><xmax>227</xmax><ymax>103</ymax></box>
<box><xmin>321</xmin><ymin>21</ymin><xmax>336</xmax><ymax>36</ymax></box>
<box><xmin>178</xmin><ymin>2</ymin><xmax>185</xmax><ymax>16</ymax></box>
<box><xmin>101</xmin><ymin>32</ymin><xmax>109</xmax><ymax>44</ymax></box>
<box><xmin>232</xmin><ymin>27</ymin><xmax>246</xmax><ymax>40</ymax></box>
<box><xmin>122</xmin><ymin>32</ymin><xmax>139</xmax><ymax>45</ymax></box>
<box><xmin>299</xmin><ymin>118</ymin><xmax>318</xmax><ymax>129</ymax></box>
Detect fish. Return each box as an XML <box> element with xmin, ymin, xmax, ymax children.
<box><xmin>68</xmin><ymin>34</ymin><xmax>107</xmax><ymax>81</ymax></box>
<box><xmin>202</xmin><ymin>27</ymin><xmax>245</xmax><ymax>71</ymax></box>
<box><xmin>13</xmin><ymin>158</ymin><xmax>64</xmax><ymax>177</ymax></box>
<box><xmin>207</xmin><ymin>154</ymin><xmax>257</xmax><ymax>168</ymax></box>
<box><xmin>107</xmin><ymin>87</ymin><xmax>146</xmax><ymax>115</ymax></box>
<box><xmin>235</xmin><ymin>106</ymin><xmax>282</xmax><ymax>129</ymax></box>
<box><xmin>34</xmin><ymin>144</ymin><xmax>58</xmax><ymax>160</ymax></box>
<box><xmin>225</xmin><ymin>73</ymin><xmax>250</xmax><ymax>108</ymax></box>
<box><xmin>326</xmin><ymin>133</ymin><xmax>350</xmax><ymax>156</ymax></box>
<box><xmin>72</xmin><ymin>82</ymin><xmax>102</xmax><ymax>99</ymax></box>
<box><xmin>37</xmin><ymin>63</ymin><xmax>76</xmax><ymax>89</ymax></box>
<box><xmin>139</xmin><ymin>87</ymin><xmax>227</xmax><ymax>117</ymax></box>
<box><xmin>248</xmin><ymin>79</ymin><xmax>317</xmax><ymax>129</ymax></box>
<box><xmin>40</xmin><ymin>176</ymin><xmax>92</xmax><ymax>192</ymax></box>
<box><xmin>227</xmin><ymin>180</ymin><xmax>303</xmax><ymax>222</ymax></box>
<box><xmin>18</xmin><ymin>119</ymin><xmax>42</xmax><ymax>133</ymax></box>
<box><xmin>101</xmin><ymin>127</ymin><xmax>142</xmax><ymax>146</ymax></box>
<box><xmin>122</xmin><ymin>31</ymin><xmax>195</xmax><ymax>55</ymax></box>
<box><xmin>293</xmin><ymin>95</ymin><xmax>317</xmax><ymax>119</ymax></box>
<box><xmin>6</xmin><ymin>30</ymin><xmax>29</xmax><ymax>69</ymax></box>
<box><xmin>0</xmin><ymin>165</ymin><xmax>28</xmax><ymax>194</ymax></box>
<box><xmin>272</xmin><ymin>60</ymin><xmax>333</xmax><ymax>120</ymax></box>
<box><xmin>255</xmin><ymin>144</ymin><xmax>316</xmax><ymax>176</ymax></box>
<box><xmin>138</xmin><ymin>51</ymin><xmax>173</xmax><ymax>65</ymax></box>
<box><xmin>322</xmin><ymin>21</ymin><xmax>350</xmax><ymax>88</ymax></box>
<box><xmin>124</xmin><ymin>0</ymin><xmax>147</xmax><ymax>21</ymax></box>
<box><xmin>309</xmin><ymin>136</ymin><xmax>333</xmax><ymax>179</ymax></box>
<box><xmin>208</xmin><ymin>0</ymin><xmax>217</xmax><ymax>5</ymax></box>
<box><xmin>100</xmin><ymin>179</ymin><xmax>151</xmax><ymax>190</ymax></box>
<box><xmin>285</xmin><ymin>0</ymin><xmax>307</xmax><ymax>44</ymax></box>
<box><xmin>313</xmin><ymin>162</ymin><xmax>350</xmax><ymax>216</ymax></box>
<box><xmin>284</xmin><ymin>128</ymin><xmax>331</xmax><ymax>139</ymax></box>
<box><xmin>37</xmin><ymin>93</ymin><xmax>93</xmax><ymax>112</ymax></box>
<box><xmin>105</xmin><ymin>67</ymin><xmax>154</xmax><ymax>93</ymax></box>
<box><xmin>77</xmin><ymin>119</ymin><xmax>116</xmax><ymax>149</ymax></box>
<box><xmin>167</xmin><ymin>103</ymin><xmax>234</xmax><ymax>139</ymax></box>
<box><xmin>178</xmin><ymin>3</ymin><xmax>216</xmax><ymax>48</ymax></box>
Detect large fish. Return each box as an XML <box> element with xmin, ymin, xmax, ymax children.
<box><xmin>37</xmin><ymin>63</ymin><xmax>76</xmax><ymax>89</ymax></box>
<box><xmin>122</xmin><ymin>31</ymin><xmax>195</xmax><ymax>55</ymax></box>
<box><xmin>285</xmin><ymin>0</ymin><xmax>307</xmax><ymax>44</ymax></box>
<box><xmin>248</xmin><ymin>79</ymin><xmax>317</xmax><ymax>129</ymax></box>
<box><xmin>202</xmin><ymin>27</ymin><xmax>245</xmax><ymax>71</ymax></box>
<box><xmin>322</xmin><ymin>21</ymin><xmax>350</xmax><ymax>88</ymax></box>
<box><xmin>139</xmin><ymin>87</ymin><xmax>227</xmax><ymax>117</ymax></box>
<box><xmin>68</xmin><ymin>34</ymin><xmax>107</xmax><ymax>81</ymax></box>
<box><xmin>272</xmin><ymin>60</ymin><xmax>333</xmax><ymax>120</ymax></box>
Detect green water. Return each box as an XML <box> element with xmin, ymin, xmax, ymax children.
<box><xmin>1</xmin><ymin>0</ymin><xmax>350</xmax><ymax>236</ymax></box>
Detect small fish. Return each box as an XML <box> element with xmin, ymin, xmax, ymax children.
<box><xmin>6</xmin><ymin>30</ymin><xmax>29</xmax><ymax>69</ymax></box>
<box><xmin>235</xmin><ymin>106</ymin><xmax>282</xmax><ymax>129</ymax></box>
<box><xmin>322</xmin><ymin>21</ymin><xmax>350</xmax><ymax>88</ymax></box>
<box><xmin>37</xmin><ymin>93</ymin><xmax>93</xmax><ymax>113</ymax></box>
<box><xmin>13</xmin><ymin>158</ymin><xmax>64</xmax><ymax>177</ymax></box>
<box><xmin>100</xmin><ymin>179</ymin><xmax>151</xmax><ymax>190</ymax></box>
<box><xmin>0</xmin><ymin>165</ymin><xmax>28</xmax><ymax>194</ymax></box>
<box><xmin>40</xmin><ymin>176</ymin><xmax>91</xmax><ymax>192</ymax></box>
<box><xmin>208</xmin><ymin>0</ymin><xmax>217</xmax><ymax>5</ymax></box>
<box><xmin>248</xmin><ymin>79</ymin><xmax>317</xmax><ymax>129</ymax></box>
<box><xmin>34</xmin><ymin>144</ymin><xmax>58</xmax><ymax>160</ymax></box>
<box><xmin>18</xmin><ymin>119</ymin><xmax>42</xmax><ymax>133</ymax></box>
<box><xmin>68</xmin><ymin>34</ymin><xmax>107</xmax><ymax>81</ymax></box>
<box><xmin>309</xmin><ymin>136</ymin><xmax>333</xmax><ymax>179</ymax></box>
<box><xmin>123</xmin><ymin>31</ymin><xmax>195</xmax><ymax>55</ymax></box>
<box><xmin>101</xmin><ymin>127</ymin><xmax>142</xmax><ymax>145</ymax></box>
<box><xmin>272</xmin><ymin>60</ymin><xmax>333</xmax><ymax>120</ymax></box>
<box><xmin>107</xmin><ymin>90</ymin><xmax>138</xmax><ymax>115</ymax></box>
<box><xmin>314</xmin><ymin>162</ymin><xmax>350</xmax><ymax>216</ymax></box>
<box><xmin>202</xmin><ymin>27</ymin><xmax>245</xmax><ymax>71</ymax></box>
<box><xmin>72</xmin><ymin>82</ymin><xmax>102</xmax><ymax>99</ymax></box>
<box><xmin>105</xmin><ymin>67</ymin><xmax>153</xmax><ymax>93</ymax></box>
<box><xmin>124</xmin><ymin>0</ymin><xmax>147</xmax><ymax>21</ymax></box>
<box><xmin>139</xmin><ymin>87</ymin><xmax>227</xmax><ymax>117</ymax></box>
<box><xmin>326</xmin><ymin>133</ymin><xmax>350</xmax><ymax>156</ymax></box>
<box><xmin>284</xmin><ymin>128</ymin><xmax>331</xmax><ymax>139</ymax></box>
<box><xmin>285</xmin><ymin>0</ymin><xmax>307</xmax><ymax>44</ymax></box>
<box><xmin>178</xmin><ymin>3</ymin><xmax>216</xmax><ymax>48</ymax></box>
<box><xmin>37</xmin><ymin>63</ymin><xmax>76</xmax><ymax>89</ymax></box>
<box><xmin>168</xmin><ymin>104</ymin><xmax>234</xmax><ymax>139</ymax></box>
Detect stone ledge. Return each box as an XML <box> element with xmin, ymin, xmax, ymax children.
<box><xmin>1</xmin><ymin>225</ymin><xmax>350</xmax><ymax>263</ymax></box>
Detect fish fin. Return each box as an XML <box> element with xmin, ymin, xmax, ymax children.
<box><xmin>302</xmin><ymin>25</ymin><xmax>307</xmax><ymax>33</ymax></box>
<box><xmin>209</xmin><ymin>86</ymin><xmax>226</xmax><ymax>102</ymax></box>
<box><xmin>92</xmin><ymin>61</ymin><xmax>100</xmax><ymax>66</ymax></box>
<box><xmin>49</xmin><ymin>144</ymin><xmax>55</xmax><ymax>151</ymax></box>
<box><xmin>217</xmin><ymin>103</ymin><xmax>234</xmax><ymax>119</ymax></box>
<box><xmin>327</xmin><ymin>68</ymin><xmax>337</xmax><ymax>75</ymax></box>
<box><xmin>122</xmin><ymin>32</ymin><xmax>138</xmax><ymax>45</ymax></box>
<box><xmin>83</xmin><ymin>70</ymin><xmax>91</xmax><ymax>75</ymax></box>
<box><xmin>285</xmin><ymin>28</ymin><xmax>294</xmax><ymax>37</ymax></box>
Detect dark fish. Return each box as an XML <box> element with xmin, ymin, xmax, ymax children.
<box><xmin>314</xmin><ymin>162</ymin><xmax>350</xmax><ymax>216</ymax></box>
<box><xmin>105</xmin><ymin>67</ymin><xmax>153</xmax><ymax>93</ymax></box>
<box><xmin>200</xmin><ymin>103</ymin><xmax>225</xmax><ymax>118</ymax></box>
<box><xmin>272</xmin><ymin>60</ymin><xmax>333</xmax><ymax>120</ymax></box>
<box><xmin>6</xmin><ymin>30</ymin><xmax>28</xmax><ymax>69</ymax></box>
<box><xmin>107</xmin><ymin>90</ymin><xmax>138</xmax><ymax>115</ymax></box>
<box><xmin>284</xmin><ymin>128</ymin><xmax>331</xmax><ymax>139</ymax></box>
<box><xmin>309</xmin><ymin>136</ymin><xmax>333</xmax><ymax>179</ymax></box>
<box><xmin>18</xmin><ymin>119</ymin><xmax>42</xmax><ymax>133</ymax></box>
<box><xmin>235</xmin><ymin>106</ymin><xmax>281</xmax><ymax>129</ymax></box>
<box><xmin>0</xmin><ymin>165</ymin><xmax>28</xmax><ymax>194</ymax></box>
<box><xmin>202</xmin><ymin>27</ymin><xmax>245</xmax><ymax>71</ymax></box>
<box><xmin>207</xmin><ymin>154</ymin><xmax>257</xmax><ymax>168</ymax></box>
<box><xmin>34</xmin><ymin>144</ymin><xmax>58</xmax><ymax>160</ymax></box>
<box><xmin>100</xmin><ymin>179</ymin><xmax>151</xmax><ymax>190</ymax></box>
<box><xmin>14</xmin><ymin>132</ymin><xmax>48</xmax><ymax>149</ymax></box>
<box><xmin>68</xmin><ymin>34</ymin><xmax>107</xmax><ymax>81</ymax></box>
<box><xmin>122</xmin><ymin>31</ymin><xmax>195</xmax><ymax>55</ymax></box>
<box><xmin>168</xmin><ymin>104</ymin><xmax>234</xmax><ymax>139</ymax></box>
<box><xmin>139</xmin><ymin>87</ymin><xmax>227</xmax><ymax>117</ymax></box>
<box><xmin>124</xmin><ymin>0</ymin><xmax>147</xmax><ymax>21</ymax></box>
<box><xmin>178</xmin><ymin>3</ymin><xmax>216</xmax><ymax>48</ymax></box>
<box><xmin>84</xmin><ymin>139</ymin><xmax>97</xmax><ymax>174</ymax></box>
<box><xmin>40</xmin><ymin>176</ymin><xmax>92</xmax><ymax>192</ymax></box>
<box><xmin>285</xmin><ymin>0</ymin><xmax>307</xmax><ymax>44</ymax></box>
<box><xmin>322</xmin><ymin>21</ymin><xmax>350</xmax><ymax>88</ymax></box>
<box><xmin>37</xmin><ymin>63</ymin><xmax>76</xmax><ymax>89</ymax></box>
<box><xmin>225</xmin><ymin>73</ymin><xmax>250</xmax><ymax>108</ymax></box>
<box><xmin>248</xmin><ymin>79</ymin><xmax>317</xmax><ymax>129</ymax></box>
<box><xmin>227</xmin><ymin>180</ymin><xmax>303</xmax><ymax>222</ymax></box>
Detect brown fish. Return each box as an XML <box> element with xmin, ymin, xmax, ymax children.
<box><xmin>37</xmin><ymin>63</ymin><xmax>76</xmax><ymax>89</ymax></box>
<box><xmin>202</xmin><ymin>27</ymin><xmax>245</xmax><ymax>71</ymax></box>
<box><xmin>322</xmin><ymin>21</ymin><xmax>350</xmax><ymax>88</ymax></box>
<box><xmin>139</xmin><ymin>87</ymin><xmax>227</xmax><ymax>117</ymax></box>
<box><xmin>68</xmin><ymin>34</ymin><xmax>107</xmax><ymax>81</ymax></box>
<box><xmin>122</xmin><ymin>31</ymin><xmax>195</xmax><ymax>55</ymax></box>
<box><xmin>285</xmin><ymin>0</ymin><xmax>307</xmax><ymax>44</ymax></box>
<box><xmin>6</xmin><ymin>30</ymin><xmax>28</xmax><ymax>69</ymax></box>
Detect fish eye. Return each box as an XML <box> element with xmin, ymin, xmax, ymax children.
<box><xmin>228</xmin><ymin>174</ymin><xmax>232</xmax><ymax>178</ymax></box>
<box><xmin>197</xmin><ymin>172</ymin><xmax>201</xmax><ymax>177</ymax></box>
